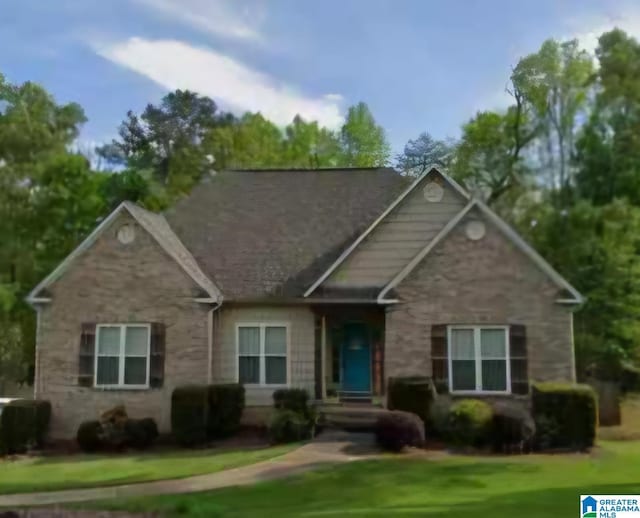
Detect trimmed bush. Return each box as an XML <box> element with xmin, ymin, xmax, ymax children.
<box><xmin>428</xmin><ymin>398</ymin><xmax>451</xmax><ymax>439</ymax></box>
<box><xmin>375</xmin><ymin>410</ymin><xmax>425</xmax><ymax>452</ymax></box>
<box><xmin>273</xmin><ymin>388</ymin><xmax>309</xmax><ymax>417</ymax></box>
<box><xmin>207</xmin><ymin>384</ymin><xmax>245</xmax><ymax>438</ymax></box>
<box><xmin>447</xmin><ymin>399</ymin><xmax>493</xmax><ymax>448</ymax></box>
<box><xmin>0</xmin><ymin>399</ymin><xmax>50</xmax><ymax>454</ymax></box>
<box><xmin>269</xmin><ymin>409</ymin><xmax>312</xmax><ymax>443</ymax></box>
<box><xmin>171</xmin><ymin>385</ymin><xmax>209</xmax><ymax>446</ymax></box>
<box><xmin>490</xmin><ymin>405</ymin><xmax>535</xmax><ymax>454</ymax></box>
<box><xmin>125</xmin><ymin>418</ymin><xmax>159</xmax><ymax>449</ymax></box>
<box><xmin>77</xmin><ymin>420</ymin><xmax>103</xmax><ymax>452</ymax></box>
<box><xmin>531</xmin><ymin>382</ymin><xmax>597</xmax><ymax>450</ymax></box>
<box><xmin>99</xmin><ymin>405</ymin><xmax>129</xmax><ymax>449</ymax></box>
<box><xmin>387</xmin><ymin>377</ymin><xmax>434</xmax><ymax>426</ymax></box>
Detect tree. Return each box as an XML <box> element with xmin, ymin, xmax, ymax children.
<box><xmin>395</xmin><ymin>132</ymin><xmax>455</xmax><ymax>175</ymax></box>
<box><xmin>340</xmin><ymin>102</ymin><xmax>390</xmax><ymax>167</ymax></box>
<box><xmin>283</xmin><ymin>115</ymin><xmax>343</xmax><ymax>168</ymax></box>
<box><xmin>98</xmin><ymin>90</ymin><xmax>232</xmax><ymax>195</ymax></box>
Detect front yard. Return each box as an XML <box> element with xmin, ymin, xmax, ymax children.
<box><xmin>0</xmin><ymin>444</ymin><xmax>294</xmax><ymax>495</ymax></box>
<box><xmin>93</xmin><ymin>440</ymin><xmax>640</xmax><ymax>517</ymax></box>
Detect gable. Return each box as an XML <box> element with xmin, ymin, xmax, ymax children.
<box><xmin>28</xmin><ymin>202</ymin><xmax>221</xmax><ymax>303</ymax></box>
<box><xmin>319</xmin><ymin>169</ymin><xmax>467</xmax><ymax>289</ymax></box>
<box><xmin>379</xmin><ymin>201</ymin><xmax>583</xmax><ymax>304</ymax></box>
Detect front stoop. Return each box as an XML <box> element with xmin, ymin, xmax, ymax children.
<box><xmin>318</xmin><ymin>402</ymin><xmax>387</xmax><ymax>431</ymax></box>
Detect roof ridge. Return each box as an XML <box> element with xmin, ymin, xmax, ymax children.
<box><xmin>224</xmin><ymin>167</ymin><xmax>397</xmax><ymax>173</ymax></box>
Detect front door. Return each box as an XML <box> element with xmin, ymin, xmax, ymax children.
<box><xmin>341</xmin><ymin>323</ymin><xmax>371</xmax><ymax>393</ymax></box>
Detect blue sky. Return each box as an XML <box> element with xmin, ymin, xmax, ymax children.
<box><xmin>2</xmin><ymin>0</ymin><xmax>640</xmax><ymax>155</ymax></box>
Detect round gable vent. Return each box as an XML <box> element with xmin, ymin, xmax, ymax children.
<box><xmin>423</xmin><ymin>181</ymin><xmax>444</xmax><ymax>202</ymax></box>
<box><xmin>465</xmin><ymin>220</ymin><xmax>486</xmax><ymax>241</ymax></box>
<box><xmin>117</xmin><ymin>224</ymin><xmax>136</xmax><ymax>244</ymax></box>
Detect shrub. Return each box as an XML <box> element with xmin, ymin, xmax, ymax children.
<box><xmin>269</xmin><ymin>409</ymin><xmax>312</xmax><ymax>443</ymax></box>
<box><xmin>207</xmin><ymin>384</ymin><xmax>245</xmax><ymax>438</ymax></box>
<box><xmin>77</xmin><ymin>420</ymin><xmax>103</xmax><ymax>452</ymax></box>
<box><xmin>490</xmin><ymin>405</ymin><xmax>535</xmax><ymax>454</ymax></box>
<box><xmin>0</xmin><ymin>400</ymin><xmax>50</xmax><ymax>454</ymax></box>
<box><xmin>428</xmin><ymin>398</ymin><xmax>451</xmax><ymax>439</ymax></box>
<box><xmin>531</xmin><ymin>382</ymin><xmax>597</xmax><ymax>450</ymax></box>
<box><xmin>375</xmin><ymin>410</ymin><xmax>425</xmax><ymax>452</ymax></box>
<box><xmin>273</xmin><ymin>388</ymin><xmax>309</xmax><ymax>417</ymax></box>
<box><xmin>99</xmin><ymin>405</ymin><xmax>129</xmax><ymax>449</ymax></box>
<box><xmin>171</xmin><ymin>385</ymin><xmax>209</xmax><ymax>446</ymax></box>
<box><xmin>447</xmin><ymin>399</ymin><xmax>493</xmax><ymax>448</ymax></box>
<box><xmin>125</xmin><ymin>418</ymin><xmax>159</xmax><ymax>449</ymax></box>
<box><xmin>387</xmin><ymin>377</ymin><xmax>434</xmax><ymax>426</ymax></box>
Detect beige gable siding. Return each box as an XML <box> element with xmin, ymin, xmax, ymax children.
<box><xmin>385</xmin><ymin>207</ymin><xmax>575</xmax><ymax>385</ymax></box>
<box><xmin>35</xmin><ymin>212</ymin><xmax>209</xmax><ymax>438</ymax></box>
<box><xmin>213</xmin><ymin>305</ymin><xmax>315</xmax><ymax>406</ymax></box>
<box><xmin>325</xmin><ymin>172</ymin><xmax>466</xmax><ymax>288</ymax></box>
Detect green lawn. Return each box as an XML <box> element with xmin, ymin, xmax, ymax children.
<box><xmin>0</xmin><ymin>444</ymin><xmax>295</xmax><ymax>495</ymax></box>
<box><xmin>93</xmin><ymin>440</ymin><xmax>640</xmax><ymax>517</ymax></box>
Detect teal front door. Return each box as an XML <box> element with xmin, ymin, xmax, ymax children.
<box><xmin>342</xmin><ymin>323</ymin><xmax>371</xmax><ymax>393</ymax></box>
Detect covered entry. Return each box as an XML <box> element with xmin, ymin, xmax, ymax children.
<box><xmin>313</xmin><ymin>306</ymin><xmax>385</xmax><ymax>401</ymax></box>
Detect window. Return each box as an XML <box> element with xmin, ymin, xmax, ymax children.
<box><xmin>96</xmin><ymin>324</ymin><xmax>150</xmax><ymax>388</ymax></box>
<box><xmin>449</xmin><ymin>326</ymin><xmax>509</xmax><ymax>393</ymax></box>
<box><xmin>237</xmin><ymin>324</ymin><xmax>288</xmax><ymax>386</ymax></box>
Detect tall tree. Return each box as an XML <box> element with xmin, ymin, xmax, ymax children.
<box><xmin>395</xmin><ymin>132</ymin><xmax>455</xmax><ymax>175</ymax></box>
<box><xmin>340</xmin><ymin>102</ymin><xmax>390</xmax><ymax>167</ymax></box>
<box><xmin>283</xmin><ymin>115</ymin><xmax>343</xmax><ymax>168</ymax></box>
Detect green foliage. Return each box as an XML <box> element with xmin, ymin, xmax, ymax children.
<box><xmin>76</xmin><ymin>420</ymin><xmax>103</xmax><ymax>452</ymax></box>
<box><xmin>124</xmin><ymin>418</ymin><xmax>159</xmax><ymax>450</ymax></box>
<box><xmin>531</xmin><ymin>382</ymin><xmax>597</xmax><ymax>450</ymax></box>
<box><xmin>207</xmin><ymin>384</ymin><xmax>245</xmax><ymax>438</ymax></box>
<box><xmin>375</xmin><ymin>410</ymin><xmax>425</xmax><ymax>452</ymax></box>
<box><xmin>171</xmin><ymin>385</ymin><xmax>209</xmax><ymax>446</ymax></box>
<box><xmin>268</xmin><ymin>409</ymin><xmax>311</xmax><ymax>444</ymax></box>
<box><xmin>341</xmin><ymin>102</ymin><xmax>390</xmax><ymax>167</ymax></box>
<box><xmin>446</xmin><ymin>399</ymin><xmax>493</xmax><ymax>447</ymax></box>
<box><xmin>273</xmin><ymin>388</ymin><xmax>310</xmax><ymax>417</ymax></box>
<box><xmin>395</xmin><ymin>132</ymin><xmax>454</xmax><ymax>175</ymax></box>
<box><xmin>386</xmin><ymin>376</ymin><xmax>433</xmax><ymax>426</ymax></box>
<box><xmin>0</xmin><ymin>400</ymin><xmax>47</xmax><ymax>453</ymax></box>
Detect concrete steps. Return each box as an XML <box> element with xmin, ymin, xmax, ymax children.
<box><xmin>319</xmin><ymin>403</ymin><xmax>387</xmax><ymax>432</ymax></box>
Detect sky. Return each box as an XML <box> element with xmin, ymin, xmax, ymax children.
<box><xmin>2</xmin><ymin>0</ymin><xmax>640</xmax><ymax>155</ymax></box>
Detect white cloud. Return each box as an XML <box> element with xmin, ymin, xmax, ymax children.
<box><xmin>94</xmin><ymin>37</ymin><xmax>344</xmax><ymax>128</ymax></box>
<box><xmin>566</xmin><ymin>11</ymin><xmax>640</xmax><ymax>54</ymax></box>
<box><xmin>133</xmin><ymin>0</ymin><xmax>264</xmax><ymax>42</ymax></box>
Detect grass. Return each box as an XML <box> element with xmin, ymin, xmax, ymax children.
<box><xmin>0</xmin><ymin>444</ymin><xmax>295</xmax><ymax>495</ymax></box>
<box><xmin>599</xmin><ymin>394</ymin><xmax>640</xmax><ymax>441</ymax></box>
<box><xmin>91</xmin><ymin>440</ymin><xmax>640</xmax><ymax>517</ymax></box>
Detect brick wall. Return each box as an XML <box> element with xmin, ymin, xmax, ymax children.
<box><xmin>35</xmin><ymin>212</ymin><xmax>209</xmax><ymax>438</ymax></box>
<box><xmin>384</xmin><ymin>207</ymin><xmax>576</xmax><ymax>388</ymax></box>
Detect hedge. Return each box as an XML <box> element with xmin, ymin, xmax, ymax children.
<box><xmin>207</xmin><ymin>384</ymin><xmax>245</xmax><ymax>438</ymax></box>
<box><xmin>387</xmin><ymin>377</ymin><xmax>434</xmax><ymax>426</ymax></box>
<box><xmin>171</xmin><ymin>385</ymin><xmax>209</xmax><ymax>446</ymax></box>
<box><xmin>0</xmin><ymin>399</ymin><xmax>51</xmax><ymax>454</ymax></box>
<box><xmin>375</xmin><ymin>410</ymin><xmax>425</xmax><ymax>452</ymax></box>
<box><xmin>273</xmin><ymin>388</ymin><xmax>310</xmax><ymax>417</ymax></box>
<box><xmin>269</xmin><ymin>409</ymin><xmax>312</xmax><ymax>444</ymax></box>
<box><xmin>531</xmin><ymin>382</ymin><xmax>597</xmax><ymax>450</ymax></box>
<box><xmin>447</xmin><ymin>399</ymin><xmax>493</xmax><ymax>447</ymax></box>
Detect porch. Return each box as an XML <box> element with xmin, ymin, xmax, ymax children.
<box><xmin>312</xmin><ymin>305</ymin><xmax>386</xmax><ymax>403</ymax></box>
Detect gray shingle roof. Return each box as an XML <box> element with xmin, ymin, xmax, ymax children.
<box><xmin>164</xmin><ymin>168</ymin><xmax>409</xmax><ymax>299</ymax></box>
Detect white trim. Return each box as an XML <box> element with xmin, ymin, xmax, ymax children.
<box><xmin>448</xmin><ymin>325</ymin><xmax>511</xmax><ymax>395</ymax></box>
<box><xmin>235</xmin><ymin>322</ymin><xmax>291</xmax><ymax>388</ymax></box>
<box><xmin>26</xmin><ymin>202</ymin><xmax>221</xmax><ymax>304</ymax></box>
<box><xmin>378</xmin><ymin>199</ymin><xmax>584</xmax><ymax>304</ymax></box>
<box><xmin>378</xmin><ymin>201</ymin><xmax>475</xmax><ymax>302</ymax></box>
<box><xmin>94</xmin><ymin>323</ymin><xmax>151</xmax><ymax>390</ymax></box>
<box><xmin>207</xmin><ymin>303</ymin><xmax>222</xmax><ymax>384</ymax></box>
<box><xmin>28</xmin><ymin>297</ymin><xmax>51</xmax><ymax>304</ymax></box>
<box><xmin>303</xmin><ymin>166</ymin><xmax>470</xmax><ymax>297</ymax></box>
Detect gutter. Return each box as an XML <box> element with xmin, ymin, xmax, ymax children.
<box><xmin>206</xmin><ymin>302</ymin><xmax>222</xmax><ymax>384</ymax></box>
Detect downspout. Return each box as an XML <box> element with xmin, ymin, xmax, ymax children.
<box><xmin>207</xmin><ymin>302</ymin><xmax>222</xmax><ymax>384</ymax></box>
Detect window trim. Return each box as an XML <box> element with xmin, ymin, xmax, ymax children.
<box><xmin>235</xmin><ymin>323</ymin><xmax>290</xmax><ymax>388</ymax></box>
<box><xmin>447</xmin><ymin>325</ymin><xmax>511</xmax><ymax>395</ymax></box>
<box><xmin>95</xmin><ymin>323</ymin><xmax>151</xmax><ymax>390</ymax></box>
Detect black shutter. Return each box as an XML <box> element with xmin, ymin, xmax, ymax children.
<box><xmin>510</xmin><ymin>324</ymin><xmax>529</xmax><ymax>394</ymax></box>
<box><xmin>431</xmin><ymin>324</ymin><xmax>448</xmax><ymax>393</ymax></box>
<box><xmin>150</xmin><ymin>323</ymin><xmax>166</xmax><ymax>388</ymax></box>
<box><xmin>78</xmin><ymin>323</ymin><xmax>96</xmax><ymax>387</ymax></box>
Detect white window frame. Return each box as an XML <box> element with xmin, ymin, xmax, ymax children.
<box><xmin>235</xmin><ymin>323</ymin><xmax>290</xmax><ymax>388</ymax></box>
<box><xmin>448</xmin><ymin>325</ymin><xmax>511</xmax><ymax>395</ymax></box>
<box><xmin>95</xmin><ymin>323</ymin><xmax>151</xmax><ymax>390</ymax></box>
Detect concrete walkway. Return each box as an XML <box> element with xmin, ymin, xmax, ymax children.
<box><xmin>0</xmin><ymin>431</ymin><xmax>378</xmax><ymax>508</ymax></box>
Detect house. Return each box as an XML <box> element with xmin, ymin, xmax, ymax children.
<box><xmin>27</xmin><ymin>166</ymin><xmax>582</xmax><ymax>438</ymax></box>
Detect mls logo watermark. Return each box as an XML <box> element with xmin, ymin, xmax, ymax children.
<box><xmin>581</xmin><ymin>495</ymin><xmax>640</xmax><ymax>517</ymax></box>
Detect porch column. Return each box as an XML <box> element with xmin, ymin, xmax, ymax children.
<box><xmin>321</xmin><ymin>315</ymin><xmax>327</xmax><ymax>400</ymax></box>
